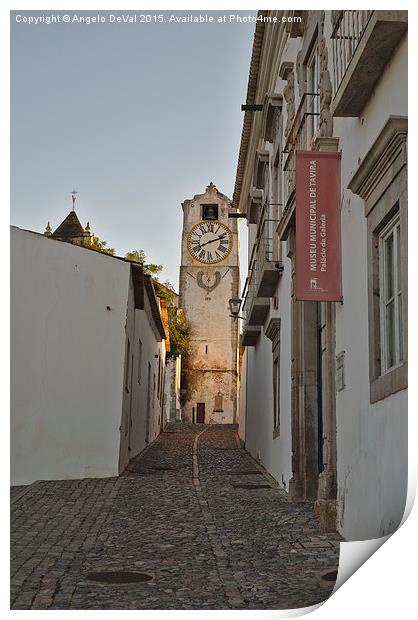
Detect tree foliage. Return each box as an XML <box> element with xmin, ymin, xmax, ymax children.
<box><xmin>84</xmin><ymin>235</ymin><xmax>115</xmax><ymax>255</ymax></box>
<box><xmin>153</xmin><ymin>280</ymin><xmax>191</xmax><ymax>360</ymax></box>
<box><xmin>85</xmin><ymin>241</ymin><xmax>190</xmax><ymax>358</ymax></box>
<box><xmin>125</xmin><ymin>249</ymin><xmax>163</xmax><ymax>278</ymax></box>
<box><xmin>166</xmin><ymin>307</ymin><xmax>191</xmax><ymax>360</ymax></box>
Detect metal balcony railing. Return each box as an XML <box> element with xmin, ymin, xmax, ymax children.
<box><xmin>241</xmin><ymin>207</ymin><xmax>281</xmax><ymax>323</ymax></box>
<box><xmin>331</xmin><ymin>10</ymin><xmax>373</xmax><ymax>95</ymax></box>
<box><xmin>256</xmin><ymin>211</ymin><xmax>281</xmax><ymax>279</ymax></box>
<box><xmin>241</xmin><ymin>248</ymin><xmax>256</xmax><ymax>325</ymax></box>
<box><xmin>282</xmin><ymin>92</ymin><xmax>320</xmax><ymax>208</ymax></box>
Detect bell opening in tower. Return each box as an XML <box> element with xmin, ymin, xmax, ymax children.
<box><xmin>202</xmin><ymin>204</ymin><xmax>218</xmax><ymax>220</ymax></box>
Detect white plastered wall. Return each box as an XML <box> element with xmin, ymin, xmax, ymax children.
<box><xmin>244</xmin><ymin>251</ymin><xmax>293</xmax><ymax>490</ymax></box>
<box><xmin>10</xmin><ymin>227</ymin><xmax>129</xmax><ymax>484</ymax></box>
<box><xmin>119</xmin><ymin>282</ymin><xmax>166</xmax><ymax>472</ymax></box>
<box><xmin>333</xmin><ymin>34</ymin><xmax>408</xmax><ymax>539</ymax></box>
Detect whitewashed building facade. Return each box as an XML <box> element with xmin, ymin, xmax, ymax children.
<box><xmin>235</xmin><ymin>10</ymin><xmax>407</xmax><ymax>540</ymax></box>
<box><xmin>11</xmin><ymin>225</ymin><xmax>167</xmax><ymax>484</ymax></box>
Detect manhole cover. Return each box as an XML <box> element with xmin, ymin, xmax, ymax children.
<box><xmin>85</xmin><ymin>571</ymin><xmax>153</xmax><ymax>584</ymax></box>
<box><xmin>232</xmin><ymin>483</ymin><xmax>271</xmax><ymax>489</ymax></box>
<box><xmin>321</xmin><ymin>570</ymin><xmax>338</xmax><ymax>583</ymax></box>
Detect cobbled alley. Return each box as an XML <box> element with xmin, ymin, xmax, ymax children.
<box><xmin>11</xmin><ymin>424</ymin><xmax>340</xmax><ymax>610</ymax></box>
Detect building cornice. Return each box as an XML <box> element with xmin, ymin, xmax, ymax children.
<box><xmin>348</xmin><ymin>116</ymin><xmax>407</xmax><ymax>212</ymax></box>
<box><xmin>232</xmin><ymin>13</ymin><xmax>267</xmax><ymax>209</ymax></box>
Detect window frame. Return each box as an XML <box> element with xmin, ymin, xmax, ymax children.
<box><xmin>272</xmin><ymin>342</ymin><xmax>281</xmax><ymax>435</ymax></box>
<box><xmin>379</xmin><ymin>214</ymin><xmax>403</xmax><ymax>374</ymax></box>
<box><xmin>306</xmin><ymin>40</ymin><xmax>321</xmax><ymax>141</ymax></box>
<box><xmin>347</xmin><ymin>117</ymin><xmax>407</xmax><ymax>403</ymax></box>
<box><xmin>265</xmin><ymin>318</ymin><xmax>281</xmax><ymax>438</ymax></box>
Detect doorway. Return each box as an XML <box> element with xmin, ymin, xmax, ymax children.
<box><xmin>196</xmin><ymin>402</ymin><xmax>205</xmax><ymax>424</ymax></box>
<box><xmin>146</xmin><ymin>362</ymin><xmax>152</xmax><ymax>443</ymax></box>
<box><xmin>128</xmin><ymin>350</ymin><xmax>134</xmax><ymax>453</ymax></box>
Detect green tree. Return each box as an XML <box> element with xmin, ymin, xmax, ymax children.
<box><xmin>125</xmin><ymin>249</ymin><xmax>163</xmax><ymax>278</ymax></box>
<box><xmin>166</xmin><ymin>307</ymin><xmax>191</xmax><ymax>360</ymax></box>
<box><xmin>89</xmin><ymin>244</ymin><xmax>190</xmax><ymax>358</ymax></box>
<box><xmin>84</xmin><ymin>235</ymin><xmax>114</xmax><ymax>255</ymax></box>
<box><xmin>154</xmin><ymin>280</ymin><xmax>176</xmax><ymax>304</ymax></box>
<box><xmin>153</xmin><ymin>281</ymin><xmax>191</xmax><ymax>360</ymax></box>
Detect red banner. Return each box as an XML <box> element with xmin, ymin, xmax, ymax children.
<box><xmin>295</xmin><ymin>151</ymin><xmax>342</xmax><ymax>301</ymax></box>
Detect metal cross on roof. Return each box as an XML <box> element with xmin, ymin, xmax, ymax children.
<box><xmin>71</xmin><ymin>189</ymin><xmax>78</xmax><ymax>211</ymax></box>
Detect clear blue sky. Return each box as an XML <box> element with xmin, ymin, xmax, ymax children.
<box><xmin>11</xmin><ymin>10</ymin><xmax>255</xmax><ymax>289</ymax></box>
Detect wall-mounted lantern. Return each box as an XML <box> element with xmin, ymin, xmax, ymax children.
<box><xmin>229</xmin><ymin>297</ymin><xmax>243</xmax><ymax>320</ymax></box>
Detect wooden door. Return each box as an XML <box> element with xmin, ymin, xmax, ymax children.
<box><xmin>196</xmin><ymin>402</ymin><xmax>205</xmax><ymax>424</ymax></box>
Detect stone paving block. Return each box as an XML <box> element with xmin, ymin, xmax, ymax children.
<box><xmin>10</xmin><ymin>423</ymin><xmax>340</xmax><ymax>610</ymax></box>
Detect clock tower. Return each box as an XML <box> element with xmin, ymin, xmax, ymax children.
<box><xmin>179</xmin><ymin>182</ymin><xmax>240</xmax><ymax>424</ymax></box>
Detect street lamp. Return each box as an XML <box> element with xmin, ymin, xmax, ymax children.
<box><xmin>229</xmin><ymin>297</ymin><xmax>243</xmax><ymax>320</ymax></box>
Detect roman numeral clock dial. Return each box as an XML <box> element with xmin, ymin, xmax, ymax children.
<box><xmin>187</xmin><ymin>221</ymin><xmax>233</xmax><ymax>264</ymax></box>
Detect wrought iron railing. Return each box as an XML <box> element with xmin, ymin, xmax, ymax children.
<box><xmin>331</xmin><ymin>10</ymin><xmax>373</xmax><ymax>94</ymax></box>
<box><xmin>241</xmin><ymin>207</ymin><xmax>281</xmax><ymax>322</ymax></box>
<box><xmin>241</xmin><ymin>244</ymin><xmax>257</xmax><ymax>323</ymax></box>
<box><xmin>256</xmin><ymin>210</ymin><xmax>281</xmax><ymax>277</ymax></box>
<box><xmin>282</xmin><ymin>92</ymin><xmax>320</xmax><ymax>208</ymax></box>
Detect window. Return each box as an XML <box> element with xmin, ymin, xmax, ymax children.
<box><xmin>307</xmin><ymin>42</ymin><xmax>320</xmax><ymax>140</ymax></box>
<box><xmin>137</xmin><ymin>339</ymin><xmax>142</xmax><ymax>383</ymax></box>
<box><xmin>265</xmin><ymin>318</ymin><xmax>281</xmax><ymax>437</ymax></box>
<box><xmin>202</xmin><ymin>204</ymin><xmax>218</xmax><ymax>220</ymax></box>
<box><xmin>347</xmin><ymin>116</ymin><xmax>407</xmax><ymax>403</ymax></box>
<box><xmin>214</xmin><ymin>393</ymin><xmax>223</xmax><ymax>412</ymax></box>
<box><xmin>379</xmin><ymin>215</ymin><xmax>403</xmax><ymax>373</ymax></box>
<box><xmin>272</xmin><ymin>348</ymin><xmax>280</xmax><ymax>433</ymax></box>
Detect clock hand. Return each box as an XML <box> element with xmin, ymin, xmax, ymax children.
<box><xmin>199</xmin><ymin>235</ymin><xmax>225</xmax><ymax>248</ymax></box>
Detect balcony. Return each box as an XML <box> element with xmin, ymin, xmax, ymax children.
<box><xmin>255</xmin><ymin>215</ymin><xmax>282</xmax><ymax>297</ymax></box>
<box><xmin>241</xmin><ymin>210</ymin><xmax>282</xmax><ymax>343</ymax></box>
<box><xmin>241</xmin><ymin>325</ymin><xmax>261</xmax><ymax>347</ymax></box>
<box><xmin>248</xmin><ymin>189</ymin><xmax>263</xmax><ymax>224</ymax></box>
<box><xmin>241</xmin><ymin>243</ymin><xmax>269</xmax><ymax>332</ymax></box>
<box><xmin>331</xmin><ymin>10</ymin><xmax>407</xmax><ymax>117</ymax></box>
<box><xmin>282</xmin><ymin>92</ymin><xmax>320</xmax><ymax>209</ymax></box>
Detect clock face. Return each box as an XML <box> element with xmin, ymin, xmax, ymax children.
<box><xmin>187</xmin><ymin>221</ymin><xmax>233</xmax><ymax>264</ymax></box>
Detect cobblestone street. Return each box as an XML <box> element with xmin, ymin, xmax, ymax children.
<box><xmin>11</xmin><ymin>425</ymin><xmax>340</xmax><ymax>610</ymax></box>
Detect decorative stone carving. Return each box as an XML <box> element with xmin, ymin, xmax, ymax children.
<box><xmin>318</xmin><ymin>12</ymin><xmax>334</xmax><ymax>138</ymax></box>
<box><xmin>296</xmin><ymin>50</ymin><xmax>304</xmax><ymax>98</ymax></box>
<box><xmin>206</xmin><ymin>181</ymin><xmax>217</xmax><ymax>194</ymax></box>
<box><xmin>273</xmin><ymin>105</ymin><xmax>281</xmax><ymax>139</ymax></box>
<box><xmin>196</xmin><ymin>270</ymin><xmax>221</xmax><ymax>292</ymax></box>
<box><xmin>262</xmin><ymin>93</ymin><xmax>283</xmax><ymax>144</ymax></box>
<box><xmin>283</xmin><ymin>69</ymin><xmax>295</xmax><ymax>140</ymax></box>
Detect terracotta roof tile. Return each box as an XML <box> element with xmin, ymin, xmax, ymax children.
<box><xmin>52</xmin><ymin>210</ymin><xmax>85</xmax><ymax>239</ymax></box>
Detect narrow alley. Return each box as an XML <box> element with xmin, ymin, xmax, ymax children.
<box><xmin>11</xmin><ymin>425</ymin><xmax>340</xmax><ymax>610</ymax></box>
